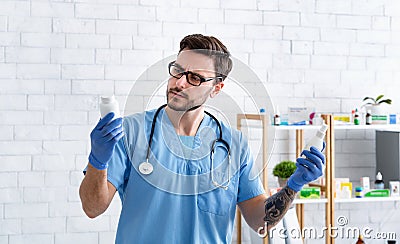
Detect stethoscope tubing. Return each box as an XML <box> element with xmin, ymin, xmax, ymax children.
<box><xmin>141</xmin><ymin>104</ymin><xmax>231</xmax><ymax>189</ymax></box>
<box><xmin>145</xmin><ymin>104</ymin><xmax>167</xmax><ymax>161</ymax></box>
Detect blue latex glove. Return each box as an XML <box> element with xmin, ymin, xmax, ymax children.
<box><xmin>287</xmin><ymin>145</ymin><xmax>326</xmax><ymax>192</ymax></box>
<box><xmin>88</xmin><ymin>112</ymin><xmax>124</xmax><ymax>170</ymax></box>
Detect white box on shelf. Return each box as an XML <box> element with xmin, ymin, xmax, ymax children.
<box><xmin>361</xmin><ymin>177</ymin><xmax>370</xmax><ymax>191</ymax></box>
<box><xmin>389</xmin><ymin>181</ymin><xmax>399</xmax><ymax>197</ymax></box>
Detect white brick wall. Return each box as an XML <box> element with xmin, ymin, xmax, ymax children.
<box><xmin>17</xmin><ymin>64</ymin><xmax>60</xmax><ymax>79</ymax></box>
<box><xmin>66</xmin><ymin>34</ymin><xmax>109</xmax><ymax>49</ymax></box>
<box><xmin>1</xmin><ymin>1</ymin><xmax>400</xmax><ymax>243</ymax></box>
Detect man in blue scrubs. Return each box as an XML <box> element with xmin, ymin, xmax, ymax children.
<box><xmin>79</xmin><ymin>34</ymin><xmax>325</xmax><ymax>243</ymax></box>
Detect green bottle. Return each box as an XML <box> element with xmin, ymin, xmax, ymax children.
<box><xmin>354</xmin><ymin>108</ymin><xmax>360</xmax><ymax>125</ymax></box>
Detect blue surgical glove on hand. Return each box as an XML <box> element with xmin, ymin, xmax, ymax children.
<box><xmin>88</xmin><ymin>112</ymin><xmax>124</xmax><ymax>170</ymax></box>
<box><xmin>287</xmin><ymin>146</ymin><xmax>326</xmax><ymax>192</ymax></box>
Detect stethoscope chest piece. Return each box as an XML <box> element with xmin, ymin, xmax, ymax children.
<box><xmin>139</xmin><ymin>161</ymin><xmax>153</xmax><ymax>175</ymax></box>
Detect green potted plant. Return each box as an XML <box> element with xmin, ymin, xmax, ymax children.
<box><xmin>273</xmin><ymin>160</ymin><xmax>296</xmax><ymax>187</ymax></box>
<box><xmin>362</xmin><ymin>94</ymin><xmax>392</xmax><ymax>115</ymax></box>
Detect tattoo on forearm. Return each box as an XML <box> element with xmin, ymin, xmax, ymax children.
<box><xmin>264</xmin><ymin>185</ymin><xmax>296</xmax><ymax>227</ymax></box>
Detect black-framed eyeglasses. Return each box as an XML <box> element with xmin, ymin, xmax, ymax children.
<box><xmin>168</xmin><ymin>61</ymin><xmax>223</xmax><ymax>86</ymax></box>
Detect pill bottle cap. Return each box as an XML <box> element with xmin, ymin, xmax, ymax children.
<box><xmin>101</xmin><ymin>96</ymin><xmax>115</xmax><ymax>104</ymax></box>
<box><xmin>376</xmin><ymin>172</ymin><xmax>383</xmax><ymax>180</ymax></box>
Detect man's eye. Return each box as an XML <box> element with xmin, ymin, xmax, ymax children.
<box><xmin>190</xmin><ymin>75</ymin><xmax>201</xmax><ymax>82</ymax></box>
<box><xmin>173</xmin><ymin>67</ymin><xmax>183</xmax><ymax>74</ymax></box>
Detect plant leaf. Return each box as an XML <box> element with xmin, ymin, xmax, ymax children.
<box><xmin>363</xmin><ymin>97</ymin><xmax>375</xmax><ymax>103</ymax></box>
<box><xmin>378</xmin><ymin>99</ymin><xmax>392</xmax><ymax>105</ymax></box>
<box><xmin>375</xmin><ymin>94</ymin><xmax>384</xmax><ymax>102</ymax></box>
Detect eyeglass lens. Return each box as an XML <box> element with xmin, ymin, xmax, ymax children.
<box><xmin>169</xmin><ymin>63</ymin><xmax>205</xmax><ymax>86</ymax></box>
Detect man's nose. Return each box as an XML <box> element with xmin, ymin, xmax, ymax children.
<box><xmin>175</xmin><ymin>73</ymin><xmax>189</xmax><ymax>88</ymax></box>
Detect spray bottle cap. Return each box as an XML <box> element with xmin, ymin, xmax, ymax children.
<box><xmin>376</xmin><ymin>172</ymin><xmax>383</xmax><ymax>180</ymax></box>
<box><xmin>101</xmin><ymin>95</ymin><xmax>115</xmax><ymax>104</ymax></box>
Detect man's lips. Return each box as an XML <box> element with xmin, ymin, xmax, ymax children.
<box><xmin>169</xmin><ymin>90</ymin><xmax>187</xmax><ymax>99</ymax></box>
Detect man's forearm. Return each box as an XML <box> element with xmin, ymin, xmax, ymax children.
<box><xmin>264</xmin><ymin>185</ymin><xmax>296</xmax><ymax>229</ymax></box>
<box><xmin>79</xmin><ymin>163</ymin><xmax>112</xmax><ymax>218</ymax></box>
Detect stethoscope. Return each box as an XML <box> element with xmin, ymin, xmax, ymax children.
<box><xmin>138</xmin><ymin>104</ymin><xmax>231</xmax><ymax>190</ymax></box>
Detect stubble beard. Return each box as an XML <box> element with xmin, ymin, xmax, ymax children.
<box><xmin>166</xmin><ymin>87</ymin><xmax>211</xmax><ymax>112</ymax></box>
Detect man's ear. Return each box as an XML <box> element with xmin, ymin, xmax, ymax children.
<box><xmin>210</xmin><ymin>82</ymin><xmax>224</xmax><ymax>98</ymax></box>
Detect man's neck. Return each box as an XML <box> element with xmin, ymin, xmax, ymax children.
<box><xmin>165</xmin><ymin>106</ymin><xmax>204</xmax><ymax>136</ymax></box>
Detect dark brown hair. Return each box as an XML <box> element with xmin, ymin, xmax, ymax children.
<box><xmin>179</xmin><ymin>34</ymin><xmax>233</xmax><ymax>81</ymax></box>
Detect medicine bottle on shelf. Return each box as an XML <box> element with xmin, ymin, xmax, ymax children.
<box><xmin>366</xmin><ymin>110</ymin><xmax>372</xmax><ymax>125</ymax></box>
<box><xmin>100</xmin><ymin>95</ymin><xmax>120</xmax><ymax>119</ymax></box>
<box><xmin>374</xmin><ymin>172</ymin><xmax>384</xmax><ymax>189</ymax></box>
<box><xmin>351</xmin><ymin>109</ymin><xmax>356</xmax><ymax>123</ymax></box>
<box><xmin>340</xmin><ymin>186</ymin><xmax>351</xmax><ymax>199</ymax></box>
<box><xmin>355</xmin><ymin>186</ymin><xmax>363</xmax><ymax>198</ymax></box>
<box><xmin>273</xmin><ymin>106</ymin><xmax>280</xmax><ymax>126</ymax></box>
<box><xmin>354</xmin><ymin>109</ymin><xmax>360</xmax><ymax>125</ymax></box>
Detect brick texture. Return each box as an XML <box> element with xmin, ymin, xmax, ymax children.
<box><xmin>1</xmin><ymin>1</ymin><xmax>400</xmax><ymax>243</ymax></box>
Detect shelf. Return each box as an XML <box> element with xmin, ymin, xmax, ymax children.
<box><xmin>293</xmin><ymin>198</ymin><xmax>328</xmax><ymax>204</ymax></box>
<box><xmin>334</xmin><ymin>124</ymin><xmax>400</xmax><ymax>130</ymax></box>
<box><xmin>271</xmin><ymin>124</ymin><xmax>400</xmax><ymax>131</ymax></box>
<box><xmin>335</xmin><ymin>197</ymin><xmax>400</xmax><ymax>203</ymax></box>
<box><xmin>243</xmin><ymin>124</ymin><xmax>400</xmax><ymax>131</ymax></box>
<box><xmin>274</xmin><ymin>125</ymin><xmax>322</xmax><ymax>130</ymax></box>
<box><xmin>293</xmin><ymin>197</ymin><xmax>400</xmax><ymax>204</ymax></box>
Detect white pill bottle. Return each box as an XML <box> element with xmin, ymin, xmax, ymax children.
<box><xmin>100</xmin><ymin>95</ymin><xmax>120</xmax><ymax>119</ymax></box>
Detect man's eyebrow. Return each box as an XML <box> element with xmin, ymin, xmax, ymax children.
<box><xmin>174</xmin><ymin>62</ymin><xmax>184</xmax><ymax>70</ymax></box>
<box><xmin>174</xmin><ymin>62</ymin><xmax>212</xmax><ymax>75</ymax></box>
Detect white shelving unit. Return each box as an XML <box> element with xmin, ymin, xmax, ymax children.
<box><xmin>236</xmin><ymin>114</ymin><xmax>400</xmax><ymax>244</ymax></box>
<box><xmin>334</xmin><ymin>124</ymin><xmax>400</xmax><ymax>130</ymax></box>
<box><xmin>293</xmin><ymin>197</ymin><xmax>400</xmax><ymax>204</ymax></box>
<box><xmin>236</xmin><ymin>114</ymin><xmax>336</xmax><ymax>244</ymax></box>
<box><xmin>274</xmin><ymin>124</ymin><xmax>400</xmax><ymax>131</ymax></box>
<box><xmin>274</xmin><ymin>125</ymin><xmax>322</xmax><ymax>131</ymax></box>
<box><xmin>293</xmin><ymin>198</ymin><xmax>328</xmax><ymax>204</ymax></box>
<box><xmin>335</xmin><ymin>197</ymin><xmax>400</xmax><ymax>203</ymax></box>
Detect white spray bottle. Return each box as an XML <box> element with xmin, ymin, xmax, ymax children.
<box><xmin>100</xmin><ymin>95</ymin><xmax>120</xmax><ymax>119</ymax></box>
<box><xmin>300</xmin><ymin>123</ymin><xmax>328</xmax><ymax>168</ymax></box>
<box><xmin>304</xmin><ymin>124</ymin><xmax>328</xmax><ymax>151</ymax></box>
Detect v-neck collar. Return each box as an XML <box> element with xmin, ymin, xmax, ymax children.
<box><xmin>159</xmin><ymin>108</ymin><xmax>214</xmax><ymax>160</ymax></box>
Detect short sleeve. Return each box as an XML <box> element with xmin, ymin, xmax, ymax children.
<box><xmin>236</xmin><ymin>134</ymin><xmax>265</xmax><ymax>203</ymax></box>
<box><xmin>107</xmin><ymin>137</ymin><xmax>131</xmax><ymax>196</ymax></box>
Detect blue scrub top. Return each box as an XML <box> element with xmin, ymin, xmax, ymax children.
<box><xmin>105</xmin><ymin>108</ymin><xmax>265</xmax><ymax>244</ymax></box>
